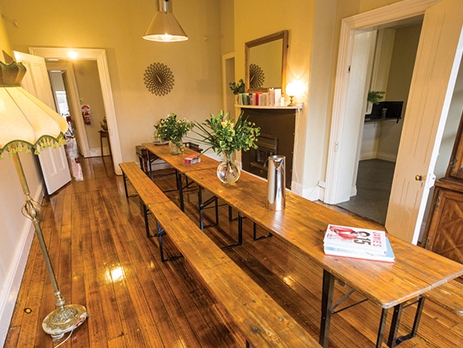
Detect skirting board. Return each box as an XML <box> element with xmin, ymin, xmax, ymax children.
<box><xmin>0</xmin><ymin>184</ymin><xmax>42</xmax><ymax>347</ymax></box>
<box><xmin>292</xmin><ymin>181</ymin><xmax>321</xmax><ymax>201</ymax></box>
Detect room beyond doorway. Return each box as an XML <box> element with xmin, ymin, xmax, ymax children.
<box><xmin>336</xmin><ymin>159</ymin><xmax>395</xmax><ymax>225</ymax></box>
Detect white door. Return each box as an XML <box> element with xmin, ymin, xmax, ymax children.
<box><xmin>386</xmin><ymin>0</ymin><xmax>463</xmax><ymax>244</ymax></box>
<box><xmin>14</xmin><ymin>51</ymin><xmax>71</xmax><ymax>195</ymax></box>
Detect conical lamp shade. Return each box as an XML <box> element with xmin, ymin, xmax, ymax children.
<box><xmin>143</xmin><ymin>11</ymin><xmax>188</xmax><ymax>42</ymax></box>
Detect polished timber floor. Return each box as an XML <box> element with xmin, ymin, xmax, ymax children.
<box><xmin>4</xmin><ymin>156</ymin><xmax>463</xmax><ymax>347</ymax></box>
<box><xmin>337</xmin><ymin>159</ymin><xmax>395</xmax><ymax>225</ymax></box>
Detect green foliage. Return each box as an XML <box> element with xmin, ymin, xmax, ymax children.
<box><xmin>153</xmin><ymin>113</ymin><xmax>194</xmax><ymax>148</ymax></box>
<box><xmin>367</xmin><ymin>91</ymin><xmax>385</xmax><ymax>104</ymax></box>
<box><xmin>228</xmin><ymin>79</ymin><xmax>245</xmax><ymax>95</ymax></box>
<box><xmin>193</xmin><ymin>110</ymin><xmax>260</xmax><ymax>156</ymax></box>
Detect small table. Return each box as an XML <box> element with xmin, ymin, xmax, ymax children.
<box><xmin>99</xmin><ymin>130</ymin><xmax>111</xmax><ymax>157</ymax></box>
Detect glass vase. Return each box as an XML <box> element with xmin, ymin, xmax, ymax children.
<box><xmin>217</xmin><ymin>151</ymin><xmax>241</xmax><ymax>184</ymax></box>
<box><xmin>169</xmin><ymin>140</ymin><xmax>183</xmax><ymax>155</ymax></box>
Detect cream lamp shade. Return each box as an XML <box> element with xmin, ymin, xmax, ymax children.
<box><xmin>0</xmin><ymin>61</ymin><xmax>68</xmax><ymax>157</ymax></box>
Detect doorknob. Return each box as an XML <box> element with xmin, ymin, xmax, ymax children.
<box><xmin>415</xmin><ymin>174</ymin><xmax>425</xmax><ymax>181</ymax></box>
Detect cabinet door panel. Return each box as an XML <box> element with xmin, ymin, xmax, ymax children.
<box><xmin>429</xmin><ymin>189</ymin><xmax>463</xmax><ymax>264</ymax></box>
<box><xmin>447</xmin><ymin>111</ymin><xmax>463</xmax><ymax>179</ymax></box>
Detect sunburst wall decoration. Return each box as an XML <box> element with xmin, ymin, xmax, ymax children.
<box><xmin>144</xmin><ymin>62</ymin><xmax>175</xmax><ymax>96</ymax></box>
<box><xmin>249</xmin><ymin>63</ymin><xmax>265</xmax><ymax>89</ymax></box>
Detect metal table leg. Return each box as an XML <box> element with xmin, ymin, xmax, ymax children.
<box><xmin>320</xmin><ymin>270</ymin><xmax>335</xmax><ymax>347</ymax></box>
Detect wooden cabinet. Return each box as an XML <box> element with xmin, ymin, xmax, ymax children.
<box><xmin>446</xmin><ymin>112</ymin><xmax>463</xmax><ymax>180</ymax></box>
<box><xmin>423</xmin><ymin>178</ymin><xmax>463</xmax><ymax>264</ymax></box>
<box><xmin>423</xmin><ymin>112</ymin><xmax>463</xmax><ymax>270</ymax></box>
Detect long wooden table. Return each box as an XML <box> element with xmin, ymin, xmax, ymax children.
<box><xmin>142</xmin><ymin>142</ymin><xmax>219</xmax><ymax>211</ymax></box>
<box><xmin>185</xmin><ymin>167</ymin><xmax>463</xmax><ymax>347</ymax></box>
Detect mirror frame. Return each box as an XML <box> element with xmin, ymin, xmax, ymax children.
<box><xmin>245</xmin><ymin>30</ymin><xmax>288</xmax><ymax>93</ymax></box>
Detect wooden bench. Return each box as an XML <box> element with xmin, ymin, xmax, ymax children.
<box><xmin>119</xmin><ymin>162</ymin><xmax>171</xmax><ymax>237</ymax></box>
<box><xmin>147</xmin><ymin>200</ymin><xmax>321</xmax><ymax>347</ymax></box>
<box><xmin>424</xmin><ymin>280</ymin><xmax>463</xmax><ymax>316</ymax></box>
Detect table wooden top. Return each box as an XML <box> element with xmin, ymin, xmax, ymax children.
<box><xmin>186</xmin><ymin>168</ymin><xmax>463</xmax><ymax>309</ymax></box>
<box><xmin>142</xmin><ymin>142</ymin><xmax>219</xmax><ymax>173</ymax></box>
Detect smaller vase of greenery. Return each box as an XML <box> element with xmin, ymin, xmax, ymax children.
<box><xmin>153</xmin><ymin>113</ymin><xmax>194</xmax><ymax>154</ymax></box>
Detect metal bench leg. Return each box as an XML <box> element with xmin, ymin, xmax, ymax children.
<box><xmin>253</xmin><ymin>223</ymin><xmax>273</xmax><ymax>241</ymax></box>
<box><xmin>122</xmin><ymin>172</ymin><xmax>129</xmax><ymax>198</ymax></box>
<box><xmin>143</xmin><ymin>203</ymin><xmax>151</xmax><ymax>238</ymax></box>
<box><xmin>156</xmin><ymin>221</ymin><xmax>182</xmax><ymax>262</ymax></box>
<box><xmin>156</xmin><ymin>221</ymin><xmax>168</xmax><ymax>262</ymax></box>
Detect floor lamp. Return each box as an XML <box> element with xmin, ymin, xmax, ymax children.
<box><xmin>0</xmin><ymin>61</ymin><xmax>88</xmax><ymax>340</ymax></box>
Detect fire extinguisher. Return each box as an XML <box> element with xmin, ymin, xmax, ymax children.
<box><xmin>81</xmin><ymin>104</ymin><xmax>91</xmax><ymax>125</ymax></box>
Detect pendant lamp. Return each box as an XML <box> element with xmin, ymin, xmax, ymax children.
<box><xmin>143</xmin><ymin>0</ymin><xmax>188</xmax><ymax>42</ymax></box>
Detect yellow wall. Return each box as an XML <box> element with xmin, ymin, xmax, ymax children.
<box><xmin>1</xmin><ymin>0</ymin><xmax>223</xmax><ymax>163</ymax></box>
<box><xmin>0</xmin><ymin>0</ymin><xmax>407</xmax><ymax>194</ymax></box>
<box><xmin>233</xmin><ymin>0</ymin><xmax>404</xmax><ymax>195</ymax></box>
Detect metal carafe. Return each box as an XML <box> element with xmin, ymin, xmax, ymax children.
<box><xmin>266</xmin><ymin>155</ymin><xmax>285</xmax><ymax>210</ymax></box>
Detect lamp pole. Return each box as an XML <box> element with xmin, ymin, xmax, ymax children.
<box><xmin>12</xmin><ymin>152</ymin><xmax>88</xmax><ymax>340</ymax></box>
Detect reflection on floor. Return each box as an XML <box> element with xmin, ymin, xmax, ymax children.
<box><xmin>336</xmin><ymin>159</ymin><xmax>395</xmax><ymax>225</ymax></box>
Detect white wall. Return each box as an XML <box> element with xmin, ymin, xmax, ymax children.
<box><xmin>1</xmin><ymin>0</ymin><xmax>223</xmax><ymax>166</ymax></box>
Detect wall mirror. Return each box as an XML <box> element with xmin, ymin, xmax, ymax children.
<box><xmin>245</xmin><ymin>30</ymin><xmax>288</xmax><ymax>92</ymax></box>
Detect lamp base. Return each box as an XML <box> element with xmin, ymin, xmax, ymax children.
<box><xmin>42</xmin><ymin>304</ymin><xmax>89</xmax><ymax>340</ymax></box>
<box><xmin>287</xmin><ymin>95</ymin><xmax>295</xmax><ymax>106</ymax></box>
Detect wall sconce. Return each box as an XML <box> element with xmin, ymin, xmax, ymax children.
<box><xmin>143</xmin><ymin>0</ymin><xmax>188</xmax><ymax>42</ymax></box>
<box><xmin>286</xmin><ymin>81</ymin><xmax>304</xmax><ymax>106</ymax></box>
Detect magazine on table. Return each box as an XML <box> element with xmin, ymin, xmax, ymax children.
<box><xmin>323</xmin><ymin>224</ymin><xmax>395</xmax><ymax>262</ymax></box>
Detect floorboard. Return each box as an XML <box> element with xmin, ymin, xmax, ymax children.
<box><xmin>4</xmin><ymin>155</ymin><xmax>463</xmax><ymax>347</ymax></box>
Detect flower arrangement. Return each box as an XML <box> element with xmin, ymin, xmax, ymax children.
<box><xmin>229</xmin><ymin>79</ymin><xmax>245</xmax><ymax>95</ymax></box>
<box><xmin>153</xmin><ymin>113</ymin><xmax>194</xmax><ymax>153</ymax></box>
<box><xmin>193</xmin><ymin>110</ymin><xmax>260</xmax><ymax>156</ymax></box>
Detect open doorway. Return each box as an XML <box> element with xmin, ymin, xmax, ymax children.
<box><xmin>325</xmin><ymin>0</ymin><xmax>463</xmax><ymax>243</ymax></box>
<box><xmin>48</xmin><ymin>60</ymin><xmax>110</xmax><ymax>158</ymax></box>
<box><xmin>28</xmin><ymin>47</ymin><xmax>122</xmax><ymax>175</ymax></box>
<box><xmin>336</xmin><ymin>22</ymin><xmax>422</xmax><ymax>225</ymax></box>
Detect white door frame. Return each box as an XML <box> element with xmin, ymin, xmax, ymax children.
<box><xmin>28</xmin><ymin>47</ymin><xmax>122</xmax><ymax>175</ymax></box>
<box><xmin>324</xmin><ymin>0</ymin><xmax>438</xmax><ymax>204</ymax></box>
<box><xmin>222</xmin><ymin>52</ymin><xmax>236</xmax><ymax>116</ymax></box>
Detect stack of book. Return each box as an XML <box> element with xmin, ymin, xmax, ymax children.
<box><xmin>323</xmin><ymin>224</ymin><xmax>395</xmax><ymax>262</ymax></box>
<box><xmin>236</xmin><ymin>88</ymin><xmax>284</xmax><ymax>106</ymax></box>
